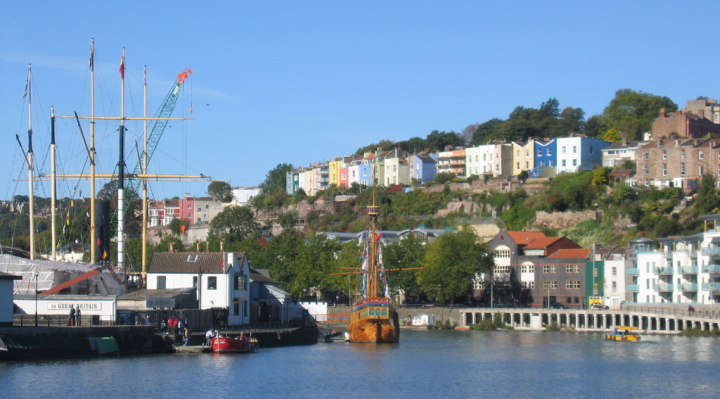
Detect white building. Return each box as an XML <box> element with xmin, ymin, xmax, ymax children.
<box><xmin>147</xmin><ymin>251</ymin><xmax>251</xmax><ymax>325</ymax></box>
<box><xmin>233</xmin><ymin>186</ymin><xmax>261</xmax><ymax>207</ymax></box>
<box><xmin>598</xmin><ymin>246</ymin><xmax>632</xmax><ymax>308</ymax></box>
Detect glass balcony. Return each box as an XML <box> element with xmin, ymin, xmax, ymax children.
<box><xmin>680</xmin><ymin>283</ymin><xmax>698</xmax><ymax>291</ymax></box>
<box><xmin>701</xmin><ymin>247</ymin><xmax>720</xmax><ymax>255</ymax></box>
<box><xmin>704</xmin><ymin>264</ymin><xmax>720</xmax><ymax>274</ymax></box>
<box><xmin>627</xmin><ymin>268</ymin><xmax>639</xmax><ymax>276</ymax></box>
<box><xmin>654</xmin><ymin>283</ymin><xmax>673</xmax><ymax>292</ymax></box>
<box><xmin>654</xmin><ymin>267</ymin><xmax>673</xmax><ymax>275</ymax></box>
<box><xmin>702</xmin><ymin>282</ymin><xmax>720</xmax><ymax>291</ymax></box>
<box><xmin>679</xmin><ymin>266</ymin><xmax>698</xmax><ymax>275</ymax></box>
<box><xmin>626</xmin><ymin>284</ymin><xmax>639</xmax><ymax>291</ymax></box>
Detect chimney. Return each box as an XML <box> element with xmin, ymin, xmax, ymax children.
<box><xmin>196</xmin><ymin>242</ymin><xmax>200</xmax><ymax>252</ymax></box>
<box><xmin>660</xmin><ymin>108</ymin><xmax>665</xmax><ymax>118</ymax></box>
<box><xmin>220</xmin><ymin>242</ymin><xmax>224</xmax><ymax>251</ymax></box>
<box><xmin>699</xmin><ymin>109</ymin><xmax>705</xmax><ymax>119</ymax></box>
<box><xmin>169</xmin><ymin>242</ymin><xmax>174</xmax><ymax>253</ymax></box>
<box><xmin>205</xmin><ymin>242</ymin><xmax>209</xmax><ymax>252</ymax></box>
<box><xmin>675</xmin><ymin>110</ymin><xmax>681</xmax><ymax>116</ymax></box>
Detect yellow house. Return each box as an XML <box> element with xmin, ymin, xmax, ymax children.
<box><xmin>328</xmin><ymin>157</ymin><xmax>341</xmax><ymax>187</ymax></box>
<box><xmin>511</xmin><ymin>140</ymin><xmax>536</xmax><ymax>176</ymax></box>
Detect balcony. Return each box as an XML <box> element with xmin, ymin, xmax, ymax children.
<box><xmin>654</xmin><ymin>266</ymin><xmax>673</xmax><ymax>275</ymax></box>
<box><xmin>680</xmin><ymin>283</ymin><xmax>698</xmax><ymax>292</ymax></box>
<box><xmin>654</xmin><ymin>283</ymin><xmax>673</xmax><ymax>292</ymax></box>
<box><xmin>703</xmin><ymin>264</ymin><xmax>720</xmax><ymax>274</ymax></box>
<box><xmin>626</xmin><ymin>268</ymin><xmax>639</xmax><ymax>276</ymax></box>
<box><xmin>702</xmin><ymin>282</ymin><xmax>720</xmax><ymax>291</ymax></box>
<box><xmin>701</xmin><ymin>247</ymin><xmax>720</xmax><ymax>255</ymax></box>
<box><xmin>626</xmin><ymin>284</ymin><xmax>639</xmax><ymax>292</ymax></box>
<box><xmin>679</xmin><ymin>266</ymin><xmax>698</xmax><ymax>275</ymax></box>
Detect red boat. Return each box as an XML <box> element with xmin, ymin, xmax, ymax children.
<box><xmin>208</xmin><ymin>335</ymin><xmax>259</xmax><ymax>354</ymax></box>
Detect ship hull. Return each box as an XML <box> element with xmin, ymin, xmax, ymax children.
<box><xmin>347</xmin><ymin>298</ymin><xmax>400</xmax><ymax>343</ymax></box>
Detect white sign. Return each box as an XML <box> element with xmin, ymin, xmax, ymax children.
<box><xmin>47</xmin><ymin>302</ymin><xmax>102</xmax><ymax>311</ymax></box>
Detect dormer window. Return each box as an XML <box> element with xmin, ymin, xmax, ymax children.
<box><xmin>187</xmin><ymin>254</ymin><xmax>199</xmax><ymax>262</ymax></box>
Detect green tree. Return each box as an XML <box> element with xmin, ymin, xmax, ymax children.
<box><xmin>207</xmin><ymin>206</ymin><xmax>259</xmax><ymax>246</ymax></box>
<box><xmin>277</xmin><ymin>211</ymin><xmax>298</xmax><ymax>229</ymax></box>
<box><xmin>584</xmin><ymin>114</ymin><xmax>606</xmax><ymax>138</ymax></box>
<box><xmin>154</xmin><ymin>235</ymin><xmax>184</xmax><ymax>253</ymax></box>
<box><xmin>471</xmin><ymin>118</ymin><xmax>503</xmax><ymax>145</ymax></box>
<box><xmin>696</xmin><ymin>174</ymin><xmax>720</xmax><ymax>214</ymax></box>
<box><xmin>207</xmin><ymin>181</ymin><xmax>233</xmax><ymax>202</ymax></box>
<box><xmin>592</xmin><ymin>167</ymin><xmax>610</xmax><ymax>187</ymax></box>
<box><xmin>601</xmin><ymin>89</ymin><xmax>677</xmax><ymax>141</ymax></box>
<box><xmin>434</xmin><ymin>172</ymin><xmax>456</xmax><ymax>184</ymax></box>
<box><xmin>259</xmin><ymin>163</ymin><xmax>293</xmax><ymax>194</ymax></box>
<box><xmin>381</xmin><ymin>234</ymin><xmax>427</xmax><ymax>304</ymax></box>
<box><xmin>417</xmin><ymin>227</ymin><xmax>492</xmax><ymax>304</ymax></box>
<box><xmin>168</xmin><ymin>218</ymin><xmax>190</xmax><ymax>236</ymax></box>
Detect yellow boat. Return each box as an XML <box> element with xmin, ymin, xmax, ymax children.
<box><xmin>605</xmin><ymin>326</ymin><xmax>641</xmax><ymax>341</ymax></box>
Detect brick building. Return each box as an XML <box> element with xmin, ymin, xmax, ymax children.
<box><xmin>635</xmin><ymin>138</ymin><xmax>720</xmax><ymax>189</ymax></box>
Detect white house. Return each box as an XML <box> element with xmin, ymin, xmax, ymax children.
<box><xmin>147</xmin><ymin>251</ymin><xmax>251</xmax><ymax>325</ymax></box>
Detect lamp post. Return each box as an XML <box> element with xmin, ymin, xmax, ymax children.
<box><xmin>34</xmin><ymin>271</ymin><xmax>39</xmax><ymax>327</ymax></box>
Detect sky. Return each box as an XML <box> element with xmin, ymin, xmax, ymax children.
<box><xmin>1</xmin><ymin>1</ymin><xmax>718</xmax><ymax>202</ymax></box>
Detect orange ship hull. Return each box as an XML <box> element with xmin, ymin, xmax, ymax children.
<box><xmin>347</xmin><ymin>298</ymin><xmax>400</xmax><ymax>343</ymax></box>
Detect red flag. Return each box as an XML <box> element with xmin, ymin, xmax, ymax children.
<box><xmin>374</xmin><ymin>232</ymin><xmax>382</xmax><ymax>241</ymax></box>
<box><xmin>119</xmin><ymin>54</ymin><xmax>125</xmax><ymax>79</ymax></box>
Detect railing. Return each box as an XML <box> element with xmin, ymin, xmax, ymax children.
<box><xmin>704</xmin><ymin>264</ymin><xmax>720</xmax><ymax>273</ymax></box>
<box><xmin>626</xmin><ymin>284</ymin><xmax>640</xmax><ymax>291</ymax></box>
<box><xmin>654</xmin><ymin>283</ymin><xmax>674</xmax><ymax>292</ymax></box>
<box><xmin>627</xmin><ymin>268</ymin><xmax>639</xmax><ymax>276</ymax></box>
<box><xmin>702</xmin><ymin>282</ymin><xmax>720</xmax><ymax>291</ymax></box>
<box><xmin>679</xmin><ymin>266</ymin><xmax>698</xmax><ymax>274</ymax></box>
<box><xmin>701</xmin><ymin>247</ymin><xmax>720</xmax><ymax>255</ymax></box>
<box><xmin>13</xmin><ymin>314</ymin><xmax>110</xmax><ymax>327</ymax></box>
<box><xmin>654</xmin><ymin>267</ymin><xmax>673</xmax><ymax>275</ymax></box>
<box><xmin>621</xmin><ymin>305</ymin><xmax>720</xmax><ymax>320</ymax></box>
<box><xmin>680</xmin><ymin>283</ymin><xmax>698</xmax><ymax>291</ymax></box>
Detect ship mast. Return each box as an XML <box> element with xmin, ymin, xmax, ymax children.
<box><xmin>367</xmin><ymin>178</ymin><xmax>380</xmax><ymax>298</ymax></box>
<box><xmin>27</xmin><ymin>64</ymin><xmax>35</xmax><ymax>260</ymax></box>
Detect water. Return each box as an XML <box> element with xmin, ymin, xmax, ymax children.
<box><xmin>2</xmin><ymin>331</ymin><xmax>720</xmax><ymax>398</ymax></box>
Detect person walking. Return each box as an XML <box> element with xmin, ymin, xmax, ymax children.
<box><xmin>183</xmin><ymin>326</ymin><xmax>190</xmax><ymax>346</ymax></box>
<box><xmin>75</xmin><ymin>305</ymin><xmax>81</xmax><ymax>327</ymax></box>
<box><xmin>69</xmin><ymin>305</ymin><xmax>76</xmax><ymax>326</ymax></box>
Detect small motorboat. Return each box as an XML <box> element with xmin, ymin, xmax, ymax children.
<box><xmin>208</xmin><ymin>333</ymin><xmax>259</xmax><ymax>353</ymax></box>
<box><xmin>605</xmin><ymin>326</ymin><xmax>641</xmax><ymax>341</ymax></box>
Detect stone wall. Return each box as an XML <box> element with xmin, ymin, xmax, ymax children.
<box><xmin>532</xmin><ymin>210</ymin><xmax>602</xmax><ymax>229</ymax></box>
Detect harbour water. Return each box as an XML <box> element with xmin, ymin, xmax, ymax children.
<box><xmin>2</xmin><ymin>330</ymin><xmax>720</xmax><ymax>398</ymax></box>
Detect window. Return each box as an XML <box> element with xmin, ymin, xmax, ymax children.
<box><xmin>495</xmin><ymin>265</ymin><xmax>511</xmax><ymax>274</ymax></box>
<box><xmin>157</xmin><ymin>276</ymin><xmax>166</xmax><ymax>289</ymax></box>
<box><xmin>541</xmin><ymin>161</ymin><xmax>545</xmax><ymax>167</ymax></box>
<box><xmin>700</xmin><ymin>150</ymin><xmax>704</xmax><ymax>159</ymax></box>
<box><xmin>205</xmin><ymin>204</ymin><xmax>209</xmax><ymax>209</ymax></box>
<box><xmin>233</xmin><ymin>302</ymin><xmax>240</xmax><ymax>316</ymax></box>
<box><xmin>542</xmin><ymin>280</ymin><xmax>557</xmax><ymax>289</ymax></box>
<box><xmin>562</xmin><ymin>160</ymin><xmax>566</xmax><ymax>167</ymax></box>
<box><xmin>187</xmin><ymin>254</ymin><xmax>199</xmax><ymax>262</ymax></box>
<box><xmin>538</xmin><ymin>149</ymin><xmax>542</xmax><ymax>156</ymax></box>
<box><xmin>235</xmin><ymin>274</ymin><xmax>247</xmax><ymax>290</ymax></box>
<box><xmin>663</xmin><ymin>150</ymin><xmax>667</xmax><ymax>159</ymax></box>
<box><xmin>644</xmin><ymin>152</ymin><xmax>649</xmax><ymax>160</ymax></box>
<box><xmin>517</xmin><ymin>162</ymin><xmax>520</xmax><ymax>169</ymax></box>
<box><xmin>566</xmin><ymin>265</ymin><xmax>580</xmax><ymax>273</ymax></box>
<box><xmin>700</xmin><ymin>166</ymin><xmax>704</xmax><ymax>175</ymax></box>
<box><xmin>663</xmin><ymin>164</ymin><xmax>667</xmax><ymax>176</ymax></box>
<box><xmin>572</xmin><ymin>159</ymin><xmax>577</xmax><ymax>166</ymax></box>
<box><xmin>543</xmin><ymin>265</ymin><xmax>557</xmax><ymax>273</ymax></box>
<box><xmin>589</xmin><ymin>146</ymin><xmax>593</xmax><ymax>155</ymax></box>
<box><xmin>682</xmin><ymin>150</ymin><xmax>685</xmax><ymax>159</ymax></box>
<box><xmin>612</xmin><ymin>267</ymin><xmax>617</xmax><ymax>276</ymax></box>
<box><xmin>549</xmin><ymin>160</ymin><xmax>553</xmax><ymax>167</ymax></box>
<box><xmin>573</xmin><ymin>146</ymin><xmax>577</xmax><ymax>153</ymax></box>
<box><xmin>612</xmin><ymin>282</ymin><xmax>617</xmax><ymax>293</ymax></box>
<box><xmin>562</xmin><ymin>146</ymin><xmax>566</xmax><ymax>154</ymax></box>
<box><xmin>526</xmin><ymin>150</ymin><xmax>529</xmax><ymax>157</ymax></box>
<box><xmin>483</xmin><ymin>154</ymin><xmax>486</xmax><ymax>161</ymax></box>
<box><xmin>548</xmin><ymin>148</ymin><xmax>552</xmax><ymax>156</ymax></box>
<box><xmin>494</xmin><ymin>249</ymin><xmax>510</xmax><ymax>258</ymax></box>
<box><xmin>522</xmin><ymin>281</ymin><xmax>535</xmax><ymax>289</ymax></box>
<box><xmin>566</xmin><ymin>280</ymin><xmax>580</xmax><ymax>289</ymax></box>
<box><xmin>208</xmin><ymin>276</ymin><xmax>217</xmax><ymax>290</ymax></box>
<box><xmin>522</xmin><ymin>264</ymin><xmax>535</xmax><ymax>273</ymax></box>
<box><xmin>644</xmin><ymin>165</ymin><xmax>649</xmax><ymax>175</ymax></box>
<box><xmin>193</xmin><ymin>276</ymin><xmax>198</xmax><ymax>288</ymax></box>
<box><xmin>681</xmin><ymin>163</ymin><xmax>685</xmax><ymax>175</ymax></box>
<box><xmin>525</xmin><ymin>161</ymin><xmax>529</xmax><ymax>169</ymax></box>
<box><xmin>516</xmin><ymin>150</ymin><xmax>520</xmax><ymax>157</ymax></box>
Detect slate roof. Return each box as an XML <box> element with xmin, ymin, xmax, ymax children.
<box><xmin>547</xmin><ymin>248</ymin><xmax>592</xmax><ymax>259</ymax></box>
<box><xmin>148</xmin><ymin>252</ymin><xmax>246</xmax><ymax>274</ymax></box>
<box><xmin>248</xmin><ymin>267</ymin><xmax>278</xmax><ymax>284</ymax></box>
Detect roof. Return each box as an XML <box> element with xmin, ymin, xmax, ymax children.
<box><xmin>0</xmin><ymin>271</ymin><xmax>22</xmax><ymax>280</ymax></box>
<box><xmin>417</xmin><ymin>155</ymin><xmax>437</xmax><ymax>163</ymax></box>
<box><xmin>547</xmin><ymin>248</ymin><xmax>592</xmax><ymax>259</ymax></box>
<box><xmin>505</xmin><ymin>231</ymin><xmax>548</xmax><ymax>245</ymax></box>
<box><xmin>148</xmin><ymin>252</ymin><xmax>245</xmax><ymax>274</ymax></box>
<box><xmin>523</xmin><ymin>237</ymin><xmax>562</xmax><ymax>249</ymax></box>
<box><xmin>118</xmin><ymin>288</ymin><xmax>196</xmax><ymax>300</ymax></box>
<box><xmin>609</xmin><ymin>170</ymin><xmax>633</xmax><ymax>177</ymax></box>
<box><xmin>248</xmin><ymin>267</ymin><xmax>278</xmax><ymax>284</ymax></box>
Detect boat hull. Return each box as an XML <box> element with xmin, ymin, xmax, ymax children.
<box><xmin>210</xmin><ymin>337</ymin><xmax>259</xmax><ymax>353</ymax></box>
<box><xmin>347</xmin><ymin>299</ymin><xmax>400</xmax><ymax>343</ymax></box>
<box><xmin>605</xmin><ymin>333</ymin><xmax>640</xmax><ymax>341</ymax></box>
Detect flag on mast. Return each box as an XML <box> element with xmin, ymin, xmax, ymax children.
<box><xmin>22</xmin><ymin>74</ymin><xmax>28</xmax><ymax>98</ymax></box>
<box><xmin>88</xmin><ymin>47</ymin><xmax>94</xmax><ymax>70</ymax></box>
<box><xmin>119</xmin><ymin>53</ymin><xmax>125</xmax><ymax>79</ymax></box>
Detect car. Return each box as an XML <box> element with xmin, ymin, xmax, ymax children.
<box><xmin>591</xmin><ymin>303</ymin><xmax>609</xmax><ymax>310</ymax></box>
<box><xmin>550</xmin><ymin>302</ymin><xmax>567</xmax><ymax>309</ymax></box>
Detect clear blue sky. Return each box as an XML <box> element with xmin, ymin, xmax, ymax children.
<box><xmin>1</xmin><ymin>1</ymin><xmax>718</xmax><ymax>201</ymax></box>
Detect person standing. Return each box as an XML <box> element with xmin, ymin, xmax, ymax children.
<box><xmin>205</xmin><ymin>329</ymin><xmax>214</xmax><ymax>346</ymax></box>
<box><xmin>183</xmin><ymin>326</ymin><xmax>190</xmax><ymax>346</ymax></box>
<box><xmin>69</xmin><ymin>305</ymin><xmax>76</xmax><ymax>326</ymax></box>
<box><xmin>75</xmin><ymin>305</ymin><xmax>82</xmax><ymax>327</ymax></box>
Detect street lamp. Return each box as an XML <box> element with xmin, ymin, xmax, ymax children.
<box><xmin>33</xmin><ymin>271</ymin><xmax>39</xmax><ymax>327</ymax></box>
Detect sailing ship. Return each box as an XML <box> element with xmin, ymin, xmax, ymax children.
<box><xmin>346</xmin><ymin>186</ymin><xmax>400</xmax><ymax>343</ymax></box>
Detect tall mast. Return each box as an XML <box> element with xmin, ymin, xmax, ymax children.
<box><xmin>142</xmin><ymin>64</ymin><xmax>148</xmax><ymax>286</ymax></box>
<box><xmin>368</xmin><ymin>177</ymin><xmax>380</xmax><ymax>298</ymax></box>
<box><xmin>90</xmin><ymin>38</ymin><xmax>96</xmax><ymax>264</ymax></box>
<box><xmin>117</xmin><ymin>47</ymin><xmax>126</xmax><ymax>290</ymax></box>
<box><xmin>51</xmin><ymin>107</ymin><xmax>56</xmax><ymax>261</ymax></box>
<box><xmin>27</xmin><ymin>64</ymin><xmax>35</xmax><ymax>260</ymax></box>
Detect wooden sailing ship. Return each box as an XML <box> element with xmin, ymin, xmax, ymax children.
<box><xmin>346</xmin><ymin>187</ymin><xmax>400</xmax><ymax>344</ymax></box>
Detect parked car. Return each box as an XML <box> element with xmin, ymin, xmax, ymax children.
<box><xmin>550</xmin><ymin>302</ymin><xmax>567</xmax><ymax>309</ymax></box>
<box><xmin>591</xmin><ymin>303</ymin><xmax>609</xmax><ymax>310</ymax></box>
<box><xmin>493</xmin><ymin>302</ymin><xmax>512</xmax><ymax>308</ymax></box>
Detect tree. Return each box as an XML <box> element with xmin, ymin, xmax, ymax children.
<box><xmin>460</xmin><ymin>124</ymin><xmax>479</xmax><ymax>145</ymax></box>
<box><xmin>434</xmin><ymin>172</ymin><xmax>456</xmax><ymax>184</ymax></box>
<box><xmin>555</xmin><ymin>107</ymin><xmax>585</xmax><ymax>136</ymax></box>
<box><xmin>601</xmin><ymin>89</ymin><xmax>677</xmax><ymax>141</ymax></box>
<box><xmin>584</xmin><ymin>115</ymin><xmax>606</xmax><ymax>138</ymax></box>
<box><xmin>207</xmin><ymin>181</ymin><xmax>233</xmax><ymax>202</ymax></box>
<box><xmin>425</xmin><ymin>130</ymin><xmax>463</xmax><ymax>152</ymax></box>
<box><xmin>592</xmin><ymin>167</ymin><xmax>609</xmax><ymax>187</ymax></box>
<box><xmin>207</xmin><ymin>206</ymin><xmax>259</xmax><ymax>246</ymax></box>
<box><xmin>277</xmin><ymin>211</ymin><xmax>298</xmax><ymax>229</ymax></box>
<box><xmin>696</xmin><ymin>174</ymin><xmax>720</xmax><ymax>214</ymax></box>
<box><xmin>96</xmin><ymin>179</ymin><xmax>142</xmax><ymax>235</ymax></box>
<box><xmin>381</xmin><ymin>234</ymin><xmax>427</xmax><ymax>304</ymax></box>
<box><xmin>259</xmin><ymin>163</ymin><xmax>293</xmax><ymax>194</ymax></box>
<box><xmin>417</xmin><ymin>227</ymin><xmax>492</xmax><ymax>304</ymax></box>
<box><xmin>471</xmin><ymin>118</ymin><xmax>503</xmax><ymax>145</ymax></box>
<box><xmin>168</xmin><ymin>218</ymin><xmax>190</xmax><ymax>236</ymax></box>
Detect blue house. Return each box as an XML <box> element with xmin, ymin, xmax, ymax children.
<box><xmin>359</xmin><ymin>164</ymin><xmax>372</xmax><ymax>187</ymax></box>
<box><xmin>409</xmin><ymin>154</ymin><xmax>438</xmax><ymax>183</ymax></box>
<box><xmin>532</xmin><ymin>140</ymin><xmax>557</xmax><ymax>178</ymax></box>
